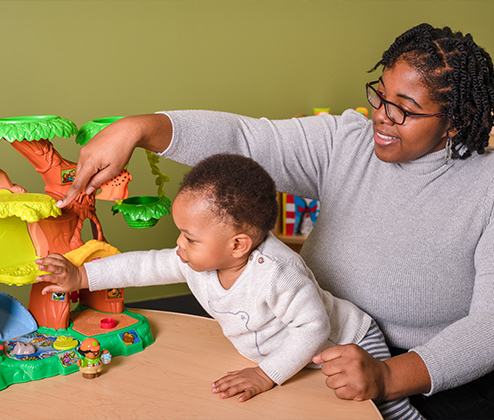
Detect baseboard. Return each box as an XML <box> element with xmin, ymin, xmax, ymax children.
<box><xmin>125</xmin><ymin>293</ymin><xmax>211</xmax><ymax>318</ymax></box>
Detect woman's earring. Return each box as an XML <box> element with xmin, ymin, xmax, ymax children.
<box><xmin>445</xmin><ymin>135</ymin><xmax>453</xmax><ymax>164</ymax></box>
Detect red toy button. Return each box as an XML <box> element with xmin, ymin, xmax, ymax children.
<box><xmin>100</xmin><ymin>318</ymin><xmax>116</xmax><ymax>329</ymax></box>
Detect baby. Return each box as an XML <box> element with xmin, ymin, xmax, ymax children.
<box><xmin>37</xmin><ymin>154</ymin><xmax>421</xmax><ymax>419</ymax></box>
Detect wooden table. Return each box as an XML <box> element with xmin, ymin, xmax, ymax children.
<box><xmin>1</xmin><ymin>309</ymin><xmax>383</xmax><ymax>420</ymax></box>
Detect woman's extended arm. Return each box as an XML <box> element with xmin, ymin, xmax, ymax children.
<box><xmin>60</xmin><ymin>109</ymin><xmax>367</xmax><ymax>208</ymax></box>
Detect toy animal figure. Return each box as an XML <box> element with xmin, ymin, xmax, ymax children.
<box><xmin>12</xmin><ymin>342</ymin><xmax>36</xmax><ymax>356</ymax></box>
<box><xmin>122</xmin><ymin>331</ymin><xmax>137</xmax><ymax>346</ymax></box>
<box><xmin>77</xmin><ymin>338</ymin><xmax>111</xmax><ymax>379</ymax></box>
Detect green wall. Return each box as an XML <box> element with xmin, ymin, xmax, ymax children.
<box><xmin>1</xmin><ymin>0</ymin><xmax>493</xmax><ymax>306</ymax></box>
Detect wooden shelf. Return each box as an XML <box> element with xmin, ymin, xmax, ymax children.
<box><xmin>276</xmin><ymin>234</ymin><xmax>307</xmax><ymax>245</ymax></box>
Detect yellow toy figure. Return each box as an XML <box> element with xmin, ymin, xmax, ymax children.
<box><xmin>77</xmin><ymin>338</ymin><xmax>111</xmax><ymax>379</ymax></box>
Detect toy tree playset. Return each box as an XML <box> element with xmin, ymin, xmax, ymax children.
<box><xmin>0</xmin><ymin>115</ymin><xmax>171</xmax><ymax>390</ymax></box>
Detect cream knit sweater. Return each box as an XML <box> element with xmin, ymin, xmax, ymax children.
<box><xmin>85</xmin><ymin>232</ymin><xmax>370</xmax><ymax>385</ymax></box>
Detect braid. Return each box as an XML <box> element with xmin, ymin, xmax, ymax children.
<box><xmin>371</xmin><ymin>23</ymin><xmax>494</xmax><ymax>159</ymax></box>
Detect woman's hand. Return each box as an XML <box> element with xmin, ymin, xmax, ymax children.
<box><xmin>212</xmin><ymin>366</ymin><xmax>275</xmax><ymax>402</ymax></box>
<box><xmin>36</xmin><ymin>254</ymin><xmax>88</xmax><ymax>294</ymax></box>
<box><xmin>313</xmin><ymin>344</ymin><xmax>390</xmax><ymax>401</ymax></box>
<box><xmin>313</xmin><ymin>345</ymin><xmax>431</xmax><ymax>402</ymax></box>
<box><xmin>57</xmin><ymin>114</ymin><xmax>172</xmax><ymax>208</ymax></box>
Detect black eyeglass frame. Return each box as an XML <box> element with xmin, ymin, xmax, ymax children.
<box><xmin>366</xmin><ymin>81</ymin><xmax>446</xmax><ymax>125</ymax></box>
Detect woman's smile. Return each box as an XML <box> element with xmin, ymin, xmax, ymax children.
<box><xmin>374</xmin><ymin>130</ymin><xmax>400</xmax><ymax>147</ymax></box>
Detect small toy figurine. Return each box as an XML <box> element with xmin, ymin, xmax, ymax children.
<box><xmin>77</xmin><ymin>337</ymin><xmax>111</xmax><ymax>379</ymax></box>
<box><xmin>12</xmin><ymin>342</ymin><xmax>36</xmax><ymax>356</ymax></box>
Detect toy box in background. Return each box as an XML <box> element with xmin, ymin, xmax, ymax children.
<box><xmin>282</xmin><ymin>193</ymin><xmax>319</xmax><ymax>237</ymax></box>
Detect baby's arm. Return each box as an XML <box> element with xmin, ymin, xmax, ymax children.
<box><xmin>212</xmin><ymin>367</ymin><xmax>275</xmax><ymax>403</ymax></box>
<box><xmin>36</xmin><ymin>254</ymin><xmax>89</xmax><ymax>295</ymax></box>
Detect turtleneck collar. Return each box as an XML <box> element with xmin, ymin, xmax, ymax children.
<box><xmin>395</xmin><ymin>148</ymin><xmax>451</xmax><ymax>175</ymax></box>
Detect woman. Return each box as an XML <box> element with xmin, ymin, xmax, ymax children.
<box><xmin>60</xmin><ymin>24</ymin><xmax>494</xmax><ymax>418</ymax></box>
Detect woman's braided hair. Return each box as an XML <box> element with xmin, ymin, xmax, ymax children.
<box><xmin>371</xmin><ymin>23</ymin><xmax>494</xmax><ymax>160</ymax></box>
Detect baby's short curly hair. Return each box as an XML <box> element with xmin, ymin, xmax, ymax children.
<box><xmin>178</xmin><ymin>154</ymin><xmax>278</xmax><ymax>240</ymax></box>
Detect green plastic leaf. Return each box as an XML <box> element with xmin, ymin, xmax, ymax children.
<box><xmin>0</xmin><ymin>115</ymin><xmax>77</xmax><ymax>143</ymax></box>
<box><xmin>112</xmin><ymin>195</ymin><xmax>171</xmax><ymax>222</ymax></box>
<box><xmin>76</xmin><ymin>116</ymin><xmax>124</xmax><ymax>146</ymax></box>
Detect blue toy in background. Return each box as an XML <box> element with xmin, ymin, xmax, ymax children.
<box><xmin>293</xmin><ymin>196</ymin><xmax>319</xmax><ymax>236</ymax></box>
<box><xmin>0</xmin><ymin>292</ymin><xmax>37</xmax><ymax>341</ymax></box>
<box><xmin>281</xmin><ymin>193</ymin><xmax>320</xmax><ymax>237</ymax></box>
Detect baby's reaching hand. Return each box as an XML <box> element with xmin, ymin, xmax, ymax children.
<box><xmin>36</xmin><ymin>254</ymin><xmax>88</xmax><ymax>295</ymax></box>
<box><xmin>211</xmin><ymin>367</ymin><xmax>275</xmax><ymax>402</ymax></box>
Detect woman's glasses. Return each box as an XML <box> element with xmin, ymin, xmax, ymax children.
<box><xmin>366</xmin><ymin>81</ymin><xmax>445</xmax><ymax>125</ymax></box>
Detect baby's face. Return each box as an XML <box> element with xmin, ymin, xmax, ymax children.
<box><xmin>172</xmin><ymin>192</ymin><xmax>236</xmax><ymax>272</ymax></box>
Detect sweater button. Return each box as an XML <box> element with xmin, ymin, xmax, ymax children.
<box><xmin>249</xmin><ymin>254</ymin><xmax>254</xmax><ymax>261</ymax></box>
<box><xmin>258</xmin><ymin>257</ymin><xmax>264</xmax><ymax>264</ymax></box>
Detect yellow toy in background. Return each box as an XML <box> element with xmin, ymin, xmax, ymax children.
<box><xmin>355</xmin><ymin>106</ymin><xmax>369</xmax><ymax>118</ymax></box>
<box><xmin>313</xmin><ymin>107</ymin><xmax>330</xmax><ymax>115</ymax></box>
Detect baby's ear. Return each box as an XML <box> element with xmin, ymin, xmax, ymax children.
<box><xmin>231</xmin><ymin>233</ymin><xmax>253</xmax><ymax>258</ymax></box>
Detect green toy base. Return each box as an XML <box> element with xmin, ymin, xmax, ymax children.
<box><xmin>0</xmin><ymin>305</ymin><xmax>155</xmax><ymax>391</ymax></box>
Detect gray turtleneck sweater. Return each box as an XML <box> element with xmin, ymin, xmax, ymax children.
<box><xmin>158</xmin><ymin>109</ymin><xmax>494</xmax><ymax>395</ymax></box>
